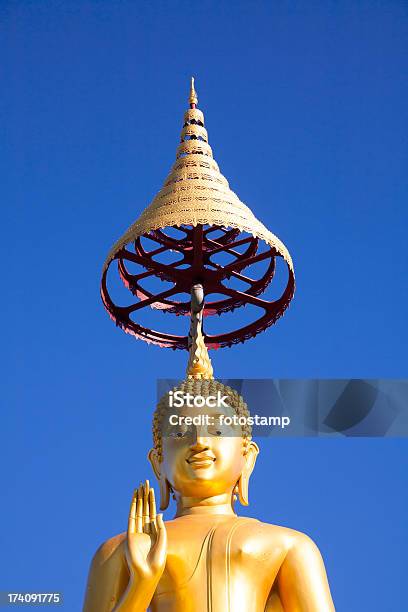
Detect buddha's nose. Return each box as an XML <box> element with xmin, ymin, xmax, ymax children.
<box><xmin>190</xmin><ymin>430</ymin><xmax>210</xmax><ymax>450</ymax></box>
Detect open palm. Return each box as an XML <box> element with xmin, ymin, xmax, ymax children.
<box><xmin>125</xmin><ymin>481</ymin><xmax>167</xmax><ymax>581</ymax></box>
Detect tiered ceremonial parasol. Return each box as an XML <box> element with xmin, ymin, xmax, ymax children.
<box><xmin>101</xmin><ymin>79</ymin><xmax>295</xmax><ymax>356</ymax></box>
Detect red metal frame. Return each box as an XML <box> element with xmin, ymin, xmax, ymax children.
<box><xmin>101</xmin><ymin>225</ymin><xmax>295</xmax><ymax>349</ymax></box>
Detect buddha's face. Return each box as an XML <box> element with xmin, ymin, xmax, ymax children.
<box><xmin>157</xmin><ymin>401</ymin><xmax>253</xmax><ymax>499</ymax></box>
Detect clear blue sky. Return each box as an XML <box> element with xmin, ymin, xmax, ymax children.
<box><xmin>2</xmin><ymin>1</ymin><xmax>407</xmax><ymax>610</ymax></box>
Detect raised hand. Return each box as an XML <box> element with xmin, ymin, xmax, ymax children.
<box><xmin>125</xmin><ymin>480</ymin><xmax>167</xmax><ymax>582</ymax></box>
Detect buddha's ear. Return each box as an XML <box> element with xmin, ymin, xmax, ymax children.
<box><xmin>148</xmin><ymin>448</ymin><xmax>170</xmax><ymax>511</ymax></box>
<box><xmin>237</xmin><ymin>441</ymin><xmax>259</xmax><ymax>506</ymax></box>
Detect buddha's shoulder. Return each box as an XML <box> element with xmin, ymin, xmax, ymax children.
<box><xmin>90</xmin><ymin>532</ymin><xmax>127</xmax><ymax>567</ymax></box>
<box><xmin>235</xmin><ymin>517</ymin><xmax>319</xmax><ymax>552</ymax></box>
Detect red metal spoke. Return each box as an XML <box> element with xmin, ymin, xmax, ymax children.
<box><xmin>118</xmin><ymin>262</ymin><xmax>156</xmax><ymax>283</ymax></box>
<box><xmin>204</xmin><ymin>235</ymin><xmax>255</xmax><ymax>257</ymax></box>
<box><xmin>122</xmin><ymin>318</ymin><xmax>188</xmax><ymax>348</ymax></box>
<box><xmin>217</xmin><ymin>285</ymin><xmax>270</xmax><ymax>309</ymax></box>
<box><xmin>141</xmin><ymin>231</ymin><xmax>190</xmax><ymax>254</ymax></box>
<box><xmin>119</xmin><ymin>286</ymin><xmax>180</xmax><ymax>315</ymax></box>
<box><xmin>203</xmin><ymin>225</ymin><xmax>219</xmax><ymax>236</ymax></box>
<box><xmin>118</xmin><ymin>248</ymin><xmax>189</xmax><ymax>282</ymax></box>
<box><xmin>206</xmin><ymin>261</ymin><xmax>255</xmax><ymax>286</ymax></box>
<box><xmin>118</xmin><ymin>260</ymin><xmax>190</xmax><ymax>310</ymax></box>
<box><xmin>203</xmin><ymin>226</ymin><xmax>241</xmax><ymax>243</ymax></box>
<box><xmin>143</xmin><ymin>244</ymin><xmax>171</xmax><ymax>258</ymax></box>
<box><xmin>221</xmin><ymin>247</ymin><xmax>275</xmax><ymax>275</ymax></box>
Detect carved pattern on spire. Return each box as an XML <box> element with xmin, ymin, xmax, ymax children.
<box><xmin>186</xmin><ymin>320</ymin><xmax>214</xmax><ymax>380</ymax></box>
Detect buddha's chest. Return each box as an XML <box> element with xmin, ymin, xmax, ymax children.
<box><xmin>151</xmin><ymin>518</ymin><xmax>285</xmax><ymax>612</ymax></box>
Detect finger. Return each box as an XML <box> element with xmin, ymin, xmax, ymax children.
<box><xmin>156</xmin><ymin>513</ymin><xmax>166</xmax><ymax>544</ymax></box>
<box><xmin>149</xmin><ymin>488</ymin><xmax>156</xmax><ymax>523</ymax></box>
<box><xmin>157</xmin><ymin>513</ymin><xmax>165</xmax><ymax>531</ymax></box>
<box><xmin>151</xmin><ymin>514</ymin><xmax>167</xmax><ymax>568</ymax></box>
<box><xmin>143</xmin><ymin>481</ymin><xmax>150</xmax><ymax>516</ymax></box>
<box><xmin>138</xmin><ymin>483</ymin><xmax>144</xmax><ymax>524</ymax></box>
<box><xmin>136</xmin><ymin>490</ymin><xmax>143</xmax><ymax>533</ymax></box>
<box><xmin>128</xmin><ymin>489</ymin><xmax>137</xmax><ymax>535</ymax></box>
<box><xmin>148</xmin><ymin>489</ymin><xmax>157</xmax><ymax>539</ymax></box>
<box><xmin>143</xmin><ymin>483</ymin><xmax>150</xmax><ymax>533</ymax></box>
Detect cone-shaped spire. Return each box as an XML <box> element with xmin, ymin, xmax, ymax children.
<box><xmin>103</xmin><ymin>79</ymin><xmax>293</xmax><ymax>273</ymax></box>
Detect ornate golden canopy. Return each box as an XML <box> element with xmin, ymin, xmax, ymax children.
<box><xmin>101</xmin><ymin>78</ymin><xmax>295</xmax><ymax>350</ymax></box>
<box><xmin>103</xmin><ymin>79</ymin><xmax>293</xmax><ymax>275</ymax></box>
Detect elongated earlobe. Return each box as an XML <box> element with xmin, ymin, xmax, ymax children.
<box><xmin>237</xmin><ymin>473</ymin><xmax>249</xmax><ymax>506</ymax></box>
<box><xmin>148</xmin><ymin>448</ymin><xmax>171</xmax><ymax>510</ymax></box>
<box><xmin>158</xmin><ymin>474</ymin><xmax>170</xmax><ymax>511</ymax></box>
<box><xmin>237</xmin><ymin>441</ymin><xmax>259</xmax><ymax>506</ymax></box>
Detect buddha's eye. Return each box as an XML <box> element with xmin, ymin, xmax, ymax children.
<box><xmin>169</xmin><ymin>429</ymin><xmax>188</xmax><ymax>438</ymax></box>
<box><xmin>208</xmin><ymin>427</ymin><xmax>223</xmax><ymax>436</ymax></box>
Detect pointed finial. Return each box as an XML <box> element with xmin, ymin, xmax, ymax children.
<box><xmin>186</xmin><ymin>319</ymin><xmax>214</xmax><ymax>379</ymax></box>
<box><xmin>189</xmin><ymin>76</ymin><xmax>198</xmax><ymax>108</ymax></box>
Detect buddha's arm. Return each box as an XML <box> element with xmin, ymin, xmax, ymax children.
<box><xmin>83</xmin><ymin>534</ymin><xmax>130</xmax><ymax>612</ymax></box>
<box><xmin>276</xmin><ymin>533</ymin><xmax>335</xmax><ymax>611</ymax></box>
<box><xmin>83</xmin><ymin>533</ymin><xmax>161</xmax><ymax>612</ymax></box>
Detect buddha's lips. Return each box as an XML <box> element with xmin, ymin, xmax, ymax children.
<box><xmin>187</xmin><ymin>453</ymin><xmax>216</xmax><ymax>466</ymax></box>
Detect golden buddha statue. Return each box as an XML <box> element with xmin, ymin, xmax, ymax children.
<box><xmin>86</xmin><ymin>80</ymin><xmax>335</xmax><ymax>611</ymax></box>
<box><xmin>83</xmin><ymin>318</ymin><xmax>335</xmax><ymax>611</ymax></box>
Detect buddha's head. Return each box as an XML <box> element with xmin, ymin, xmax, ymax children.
<box><xmin>148</xmin><ymin>378</ymin><xmax>259</xmax><ymax>511</ymax></box>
